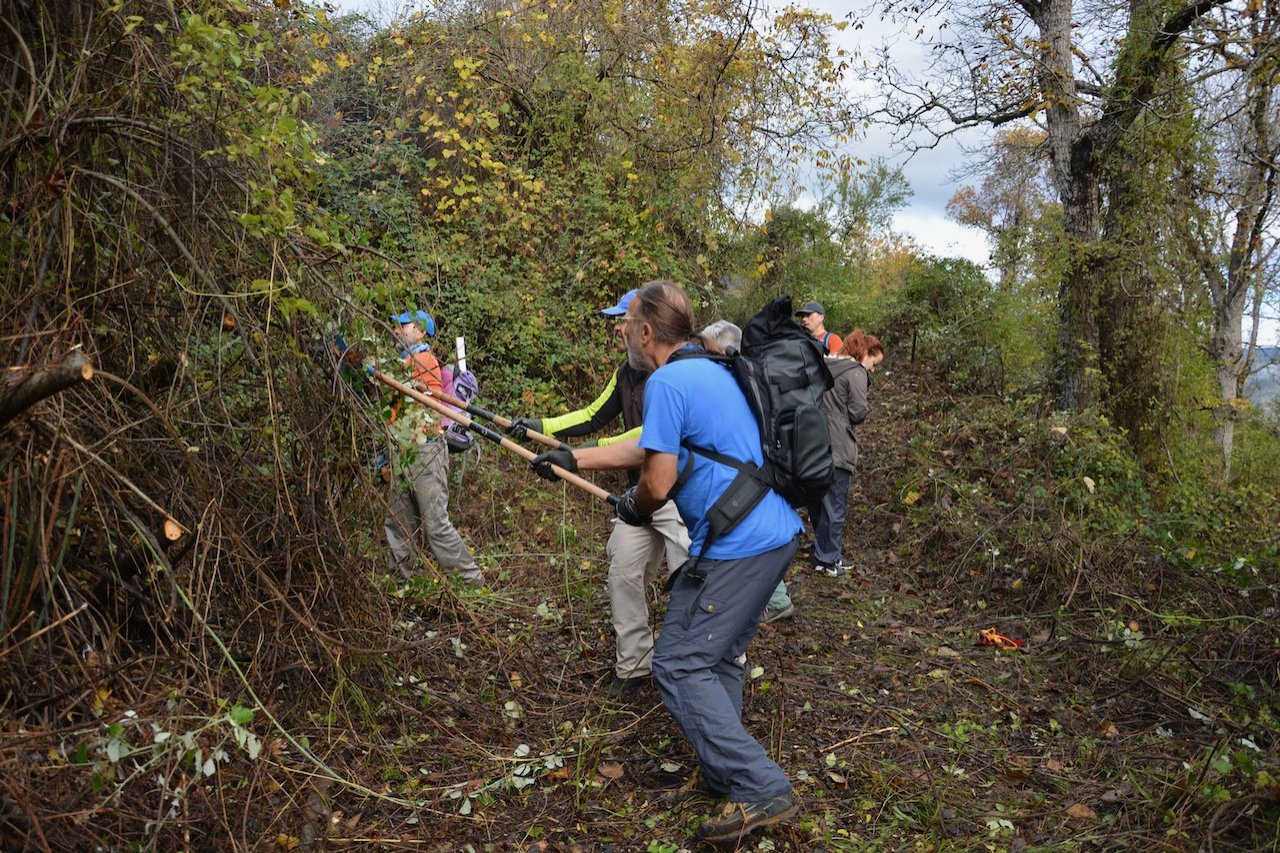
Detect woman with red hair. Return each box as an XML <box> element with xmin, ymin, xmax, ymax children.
<box><xmin>810</xmin><ymin>329</ymin><xmax>884</xmax><ymax>576</ymax></box>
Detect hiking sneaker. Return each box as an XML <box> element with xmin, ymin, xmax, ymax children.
<box><xmin>693</xmin><ymin>792</ymin><xmax>798</xmax><ymax>843</ymax></box>
<box><xmin>606</xmin><ymin>674</ymin><xmax>651</xmax><ymax>699</ymax></box>
<box><xmin>813</xmin><ymin>559</ymin><xmax>849</xmax><ymax>577</ymax></box>
<box><xmin>761</xmin><ymin>604</ymin><xmax>796</xmax><ymax>624</ymax></box>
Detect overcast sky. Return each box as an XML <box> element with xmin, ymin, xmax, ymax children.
<box><xmin>806</xmin><ymin>0</ymin><xmax>993</xmax><ymax>265</ymax></box>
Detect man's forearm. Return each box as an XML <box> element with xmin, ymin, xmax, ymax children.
<box><xmin>574</xmin><ymin>438</ymin><xmax>645</xmax><ymax>471</ymax></box>
<box><xmin>636</xmin><ymin>451</ymin><xmax>678</xmax><ymax>510</ymax></box>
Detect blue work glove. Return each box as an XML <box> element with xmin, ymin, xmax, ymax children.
<box><xmin>506</xmin><ymin>417</ymin><xmax>542</xmax><ymax>440</ymax></box>
<box><xmin>531</xmin><ymin>448</ymin><xmax>577</xmax><ymax>482</ymax></box>
<box><xmin>614</xmin><ymin>486</ymin><xmax>654</xmax><ymax>526</ymax></box>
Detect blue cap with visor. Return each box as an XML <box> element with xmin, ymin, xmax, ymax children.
<box><xmin>390</xmin><ymin>310</ymin><xmax>436</xmax><ymax>337</ymax></box>
<box><xmin>600</xmin><ymin>289</ymin><xmax>638</xmax><ymax>317</ymax></box>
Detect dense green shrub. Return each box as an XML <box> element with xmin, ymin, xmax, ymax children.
<box><xmin>895</xmin><ymin>388</ymin><xmax>1278</xmax><ymax>606</ymax></box>
<box><xmin>1232</xmin><ymin>410</ymin><xmax>1280</xmax><ymax>491</ymax></box>
<box><xmin>878</xmin><ymin>256</ymin><xmax>1053</xmax><ymax>393</ymax></box>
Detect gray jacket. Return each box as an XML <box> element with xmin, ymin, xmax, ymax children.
<box><xmin>821</xmin><ymin>357</ymin><xmax>869</xmax><ymax>472</ymax></box>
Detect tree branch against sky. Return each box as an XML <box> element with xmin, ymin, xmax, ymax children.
<box><xmin>850</xmin><ymin>0</ymin><xmax>1264</xmax><ymax>421</ymax></box>
<box><xmin>1176</xmin><ymin>2</ymin><xmax>1280</xmax><ymax>472</ymax></box>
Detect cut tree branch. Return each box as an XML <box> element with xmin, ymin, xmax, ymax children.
<box><xmin>0</xmin><ymin>351</ymin><xmax>93</xmax><ymax>427</ymax></box>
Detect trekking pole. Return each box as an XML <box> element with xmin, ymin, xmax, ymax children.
<box><xmin>370</xmin><ymin>368</ymin><xmax>618</xmax><ymax>505</ymax></box>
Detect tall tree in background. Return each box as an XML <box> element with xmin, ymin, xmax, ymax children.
<box><xmin>825</xmin><ymin>158</ymin><xmax>915</xmax><ymax>319</ymax></box>
<box><xmin>1180</xmin><ymin>5</ymin><xmax>1280</xmax><ymax>475</ymax></box>
<box><xmin>828</xmin><ymin>157</ymin><xmax>913</xmax><ymax>267</ymax></box>
<box><xmin>947</xmin><ymin>129</ymin><xmax>1064</xmax><ymax>385</ymax></box>
<box><xmin>946</xmin><ymin>128</ymin><xmax>1058</xmax><ymax>295</ymax></box>
<box><xmin>866</xmin><ymin>0</ymin><xmax>1230</xmax><ymax>427</ymax></box>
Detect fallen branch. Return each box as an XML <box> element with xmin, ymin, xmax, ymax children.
<box><xmin>1</xmin><ymin>352</ymin><xmax>94</xmax><ymax>427</ymax></box>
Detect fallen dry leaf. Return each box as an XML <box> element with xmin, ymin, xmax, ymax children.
<box><xmin>1065</xmin><ymin>803</ymin><xmax>1097</xmax><ymax>819</ymax></box>
<box><xmin>596</xmin><ymin>761</ymin><xmax>624</xmax><ymax>780</ymax></box>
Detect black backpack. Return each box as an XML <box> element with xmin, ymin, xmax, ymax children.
<box><xmin>672</xmin><ymin>296</ymin><xmax>835</xmax><ymax>545</ymax></box>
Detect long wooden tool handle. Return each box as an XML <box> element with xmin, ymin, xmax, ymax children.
<box><xmin>373</xmin><ymin>369</ymin><xmax>616</xmax><ymax>503</ymax></box>
<box><xmin>424</xmin><ymin>385</ymin><xmax>565</xmax><ymax>451</ymax></box>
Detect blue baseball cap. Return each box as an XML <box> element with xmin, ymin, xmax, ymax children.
<box><xmin>390</xmin><ymin>310</ymin><xmax>436</xmax><ymax>337</ymax></box>
<box><xmin>600</xmin><ymin>289</ymin><xmax>637</xmax><ymax>317</ymax></box>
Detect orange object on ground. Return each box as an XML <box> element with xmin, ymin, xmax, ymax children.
<box><xmin>979</xmin><ymin>628</ymin><xmax>1026</xmax><ymax>649</ymax></box>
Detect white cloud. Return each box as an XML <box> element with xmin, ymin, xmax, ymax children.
<box><xmin>893</xmin><ymin>210</ymin><xmax>989</xmax><ymax>267</ymax></box>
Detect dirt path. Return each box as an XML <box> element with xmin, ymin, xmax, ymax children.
<box><xmin>327</xmin><ymin>359</ymin><xmax>1270</xmax><ymax>852</ymax></box>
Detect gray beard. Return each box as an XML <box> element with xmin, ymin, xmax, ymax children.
<box><xmin>626</xmin><ymin>340</ymin><xmax>656</xmax><ymax>372</ymax></box>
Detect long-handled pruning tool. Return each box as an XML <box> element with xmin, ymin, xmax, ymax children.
<box><xmin>370</xmin><ymin>367</ymin><xmax>618</xmax><ymax>506</ymax></box>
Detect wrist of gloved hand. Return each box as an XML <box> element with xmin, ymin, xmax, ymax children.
<box><xmin>531</xmin><ymin>448</ymin><xmax>576</xmax><ymax>481</ymax></box>
<box><xmin>506</xmin><ymin>417</ymin><xmax>542</xmax><ymax>440</ymax></box>
<box><xmin>614</xmin><ymin>486</ymin><xmax>654</xmax><ymax>526</ymax></box>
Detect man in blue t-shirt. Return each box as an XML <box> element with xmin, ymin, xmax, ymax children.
<box><xmin>530</xmin><ymin>280</ymin><xmax>803</xmax><ymax>844</ymax></box>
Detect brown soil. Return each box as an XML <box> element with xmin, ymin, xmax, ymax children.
<box><xmin>4</xmin><ymin>360</ymin><xmax>1274</xmax><ymax>852</ymax></box>
<box><xmin>304</xmin><ymin>360</ymin><xmax>1273</xmax><ymax>852</ymax></box>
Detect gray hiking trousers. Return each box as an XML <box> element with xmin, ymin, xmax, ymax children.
<box><xmin>652</xmin><ymin>537</ymin><xmax>799</xmax><ymax>801</ymax></box>
<box><xmin>384</xmin><ymin>440</ymin><xmax>483</xmax><ymax>585</ymax></box>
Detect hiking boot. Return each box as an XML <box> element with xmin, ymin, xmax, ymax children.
<box><xmin>693</xmin><ymin>792</ymin><xmax>798</xmax><ymax>842</ymax></box>
<box><xmin>813</xmin><ymin>559</ymin><xmax>849</xmax><ymax>577</ymax></box>
<box><xmin>606</xmin><ymin>674</ymin><xmax>650</xmax><ymax>699</ymax></box>
<box><xmin>761</xmin><ymin>604</ymin><xmax>796</xmax><ymax>624</ymax></box>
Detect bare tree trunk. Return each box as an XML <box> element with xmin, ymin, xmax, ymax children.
<box><xmin>1199</xmin><ymin>23</ymin><xmax>1277</xmax><ymax>476</ymax></box>
<box><xmin>1036</xmin><ymin>0</ymin><xmax>1102</xmax><ymax>411</ymax></box>
<box><xmin>1214</xmin><ymin>356</ymin><xmax>1240</xmax><ymax>476</ymax></box>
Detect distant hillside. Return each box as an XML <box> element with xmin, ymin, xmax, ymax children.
<box><xmin>1246</xmin><ymin>346</ymin><xmax>1280</xmax><ymax>406</ymax></box>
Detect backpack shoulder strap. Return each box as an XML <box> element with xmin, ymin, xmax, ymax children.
<box><xmin>665</xmin><ymin>346</ymin><xmax>722</xmax><ymax>366</ymax></box>
<box><xmin>683</xmin><ymin>442</ymin><xmax>755</xmax><ymax>475</ymax></box>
